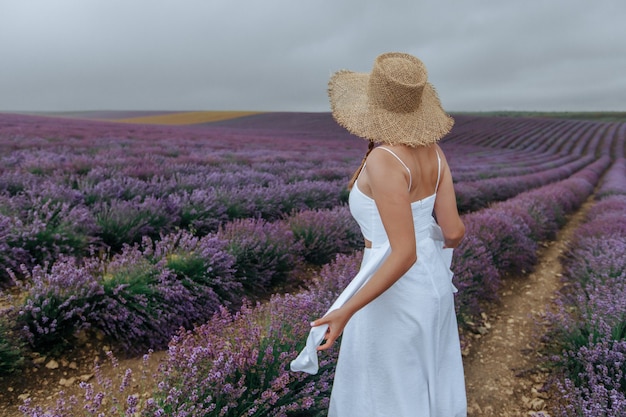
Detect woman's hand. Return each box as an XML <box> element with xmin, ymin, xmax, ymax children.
<box><xmin>311</xmin><ymin>307</ymin><xmax>353</xmax><ymax>351</ymax></box>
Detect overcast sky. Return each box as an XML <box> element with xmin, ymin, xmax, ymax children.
<box><xmin>1</xmin><ymin>0</ymin><xmax>625</xmax><ymax>113</ymax></box>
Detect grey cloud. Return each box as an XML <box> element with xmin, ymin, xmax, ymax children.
<box><xmin>0</xmin><ymin>0</ymin><xmax>624</xmax><ymax>112</ymax></box>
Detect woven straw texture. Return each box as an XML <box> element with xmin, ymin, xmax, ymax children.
<box><xmin>328</xmin><ymin>52</ymin><xmax>454</xmax><ymax>147</ymax></box>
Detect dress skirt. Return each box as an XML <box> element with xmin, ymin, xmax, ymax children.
<box><xmin>328</xmin><ymin>239</ymin><xmax>467</xmax><ymax>417</ymax></box>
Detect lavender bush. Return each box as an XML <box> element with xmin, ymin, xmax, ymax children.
<box><xmin>596</xmin><ymin>158</ymin><xmax>626</xmax><ymax>198</ymax></box>
<box><xmin>11</xmin><ymin>256</ymin><xmax>104</xmax><ymax>351</ymax></box>
<box><xmin>89</xmin><ymin>253</ymin><xmax>196</xmax><ymax>353</ymax></box>
<box><xmin>214</xmin><ymin>180</ymin><xmax>345</xmax><ymax>222</ymax></box>
<box><xmin>287</xmin><ymin>205</ymin><xmax>362</xmax><ymax>265</ymax></box>
<box><xmin>94</xmin><ymin>196</ymin><xmax>179</xmax><ymax>251</ymax></box>
<box><xmin>552</xmin><ymin>340</ymin><xmax>626</xmax><ymax>417</ymax></box>
<box><xmin>218</xmin><ymin>218</ymin><xmax>302</xmax><ymax>293</ymax></box>
<box><xmin>11</xmin><ymin>231</ymin><xmax>240</xmax><ymax>354</ymax></box>
<box><xmin>463</xmin><ymin>210</ymin><xmax>537</xmax><ymax>274</ymax></box>
<box><xmin>17</xmin><ymin>199</ymin><xmax>99</xmax><ymax>265</ymax></box>
<box><xmin>85</xmin><ymin>231</ymin><xmax>242</xmax><ymax>353</ymax></box>
<box><xmin>0</xmin><ymin>314</ymin><xmax>24</xmax><ymax>375</ymax></box>
<box><xmin>451</xmin><ymin>234</ymin><xmax>501</xmax><ymax>323</ymax></box>
<box><xmin>175</xmin><ymin>188</ymin><xmax>229</xmax><ymax>235</ymax></box>
<box><xmin>0</xmin><ymin>194</ymin><xmax>99</xmax><ymax>272</ymax></box>
<box><xmin>0</xmin><ymin>213</ymin><xmax>27</xmax><ymax>285</ymax></box>
<box><xmin>141</xmin><ymin>230</ymin><xmax>241</xmax><ymax>308</ymax></box>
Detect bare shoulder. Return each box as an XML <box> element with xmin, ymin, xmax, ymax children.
<box><xmin>365</xmin><ymin>146</ymin><xmax>411</xmax><ymax>191</ymax></box>
<box><xmin>431</xmin><ymin>144</ymin><xmax>450</xmax><ymax>168</ymax></box>
<box><xmin>365</xmin><ymin>146</ymin><xmax>402</xmax><ymax>170</ymax></box>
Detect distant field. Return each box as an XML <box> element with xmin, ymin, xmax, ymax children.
<box><xmin>114</xmin><ymin>110</ymin><xmax>263</xmax><ymax>125</ymax></box>
<box><xmin>14</xmin><ymin>110</ymin><xmax>264</xmax><ymax>125</ymax></box>
<box><xmin>460</xmin><ymin>111</ymin><xmax>626</xmax><ymax>123</ymax></box>
<box><xmin>15</xmin><ymin>110</ymin><xmax>626</xmax><ymax>126</ymax></box>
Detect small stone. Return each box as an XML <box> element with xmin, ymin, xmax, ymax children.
<box><xmin>59</xmin><ymin>377</ymin><xmax>76</xmax><ymax>387</ymax></box>
<box><xmin>79</xmin><ymin>373</ymin><xmax>94</xmax><ymax>382</ymax></box>
<box><xmin>69</xmin><ymin>361</ymin><xmax>78</xmax><ymax>370</ymax></box>
<box><xmin>45</xmin><ymin>359</ymin><xmax>59</xmax><ymax>370</ymax></box>
<box><xmin>529</xmin><ymin>398</ymin><xmax>545</xmax><ymax>410</ymax></box>
<box><xmin>7</xmin><ymin>387</ymin><xmax>14</xmax><ymax>392</ymax></box>
<box><xmin>32</xmin><ymin>356</ymin><xmax>47</xmax><ymax>365</ymax></box>
<box><xmin>532</xmin><ymin>386</ymin><xmax>550</xmax><ymax>400</ymax></box>
<box><xmin>18</xmin><ymin>393</ymin><xmax>30</xmax><ymax>401</ymax></box>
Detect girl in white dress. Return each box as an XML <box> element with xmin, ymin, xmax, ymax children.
<box><xmin>291</xmin><ymin>52</ymin><xmax>467</xmax><ymax>417</ymax></box>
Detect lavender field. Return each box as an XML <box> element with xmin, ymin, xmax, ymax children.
<box><xmin>0</xmin><ymin>111</ymin><xmax>625</xmax><ymax>416</ymax></box>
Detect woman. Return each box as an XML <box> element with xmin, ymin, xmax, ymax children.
<box><xmin>291</xmin><ymin>52</ymin><xmax>467</xmax><ymax>416</ymax></box>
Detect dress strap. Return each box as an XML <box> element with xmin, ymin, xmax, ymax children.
<box><xmin>435</xmin><ymin>150</ymin><xmax>442</xmax><ymax>192</ymax></box>
<box><xmin>377</xmin><ymin>147</ymin><xmax>412</xmax><ymax>191</ymax></box>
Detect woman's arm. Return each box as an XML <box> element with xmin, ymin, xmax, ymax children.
<box><xmin>312</xmin><ymin>149</ymin><xmax>417</xmax><ymax>351</ymax></box>
<box><xmin>433</xmin><ymin>146</ymin><xmax>465</xmax><ymax>249</ymax></box>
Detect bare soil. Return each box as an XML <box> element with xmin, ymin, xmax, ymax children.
<box><xmin>0</xmin><ymin>196</ymin><xmax>594</xmax><ymax>417</ymax></box>
<box><xmin>462</xmin><ymin>195</ymin><xmax>595</xmax><ymax>416</ymax></box>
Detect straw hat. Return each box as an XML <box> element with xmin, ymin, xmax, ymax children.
<box><xmin>328</xmin><ymin>52</ymin><xmax>454</xmax><ymax>147</ymax></box>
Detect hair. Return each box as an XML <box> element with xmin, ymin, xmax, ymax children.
<box><xmin>348</xmin><ymin>141</ymin><xmax>376</xmax><ymax>190</ymax></box>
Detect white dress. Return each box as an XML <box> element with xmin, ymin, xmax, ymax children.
<box><xmin>291</xmin><ymin>148</ymin><xmax>467</xmax><ymax>417</ymax></box>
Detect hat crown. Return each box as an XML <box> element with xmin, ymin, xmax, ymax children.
<box><xmin>368</xmin><ymin>53</ymin><xmax>427</xmax><ymax>113</ymax></box>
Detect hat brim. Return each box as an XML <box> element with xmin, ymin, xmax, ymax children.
<box><xmin>328</xmin><ymin>70</ymin><xmax>454</xmax><ymax>146</ymax></box>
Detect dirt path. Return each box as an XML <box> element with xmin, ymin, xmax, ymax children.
<box><xmin>0</xmin><ymin>338</ymin><xmax>168</xmax><ymax>417</ymax></box>
<box><xmin>462</xmin><ymin>195</ymin><xmax>596</xmax><ymax>416</ymax></box>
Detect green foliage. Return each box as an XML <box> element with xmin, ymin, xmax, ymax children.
<box><xmin>0</xmin><ymin>318</ymin><xmax>24</xmax><ymax>375</ymax></box>
<box><xmin>95</xmin><ymin>201</ymin><xmax>172</xmax><ymax>251</ymax></box>
<box><xmin>220</xmin><ymin>219</ymin><xmax>299</xmax><ymax>293</ymax></box>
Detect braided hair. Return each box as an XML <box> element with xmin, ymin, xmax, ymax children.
<box><xmin>348</xmin><ymin>141</ymin><xmax>376</xmax><ymax>190</ymax></box>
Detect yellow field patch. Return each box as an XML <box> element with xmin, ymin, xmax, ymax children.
<box><xmin>115</xmin><ymin>111</ymin><xmax>263</xmax><ymax>125</ymax></box>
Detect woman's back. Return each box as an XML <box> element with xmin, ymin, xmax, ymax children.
<box><xmin>355</xmin><ymin>144</ymin><xmax>465</xmax><ymax>249</ymax></box>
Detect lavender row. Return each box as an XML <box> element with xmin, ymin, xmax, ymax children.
<box><xmin>596</xmin><ymin>157</ymin><xmax>626</xmax><ymax>199</ymax></box>
<box><xmin>541</xmin><ymin>188</ymin><xmax>626</xmax><ymax>415</ymax></box>
<box><xmin>1</xmin><ymin>205</ymin><xmax>361</xmax><ymax>357</ymax></box>
<box><xmin>452</xmin><ymin>156</ymin><xmax>610</xmax><ymax>327</ymax></box>
<box><xmin>443</xmin><ymin>116</ymin><xmax>624</xmax><ymax>157</ymax></box>
<box><xmin>454</xmin><ymin>154</ymin><xmax>596</xmax><ymax>213</ymax></box>
<box><xmin>0</xmin><ymin>179</ymin><xmax>350</xmax><ymax>285</ymax></box>
<box><xmin>450</xmin><ymin>153</ymin><xmax>580</xmax><ymax>182</ymax></box>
